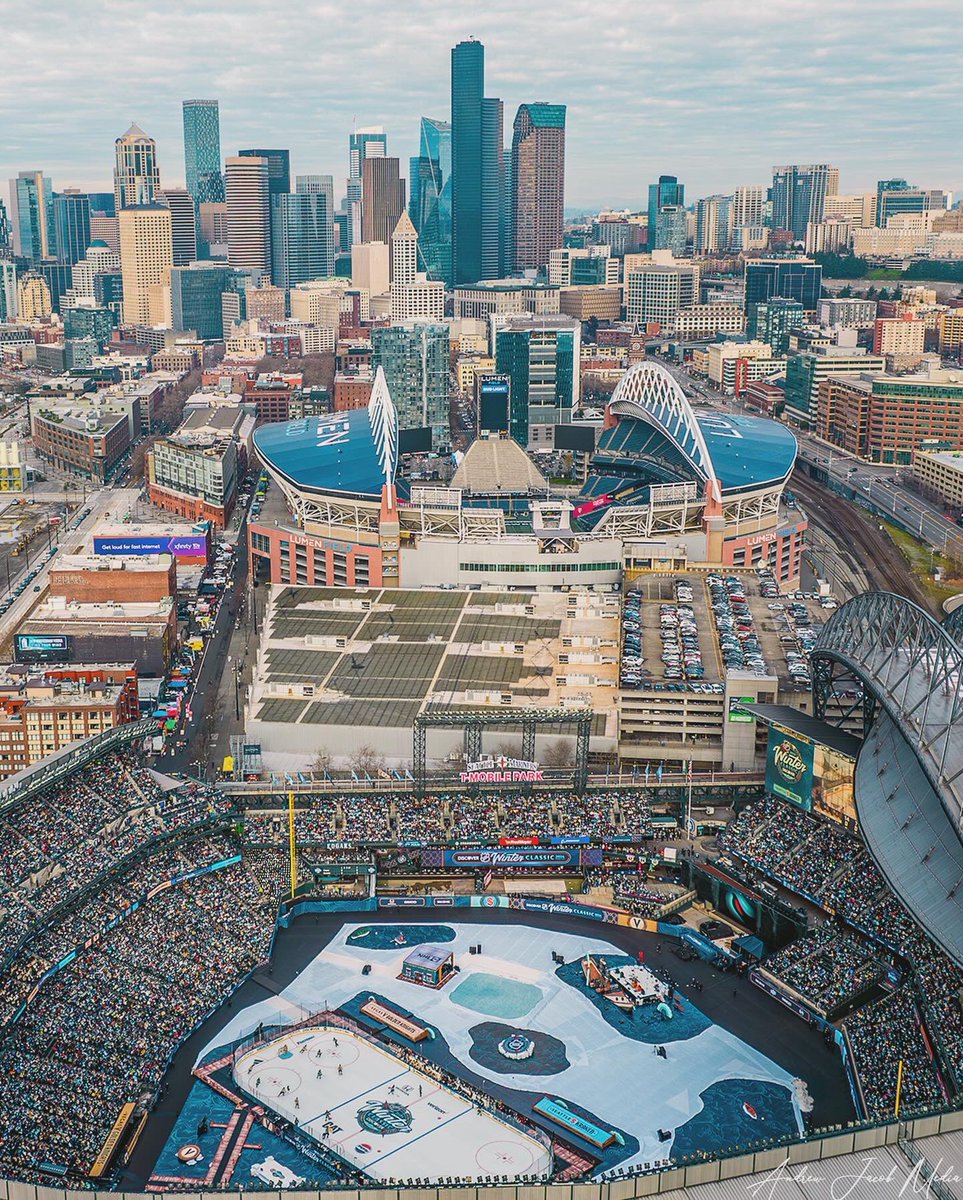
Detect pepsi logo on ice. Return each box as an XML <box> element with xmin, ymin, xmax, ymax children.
<box><xmin>459</xmin><ymin>756</ymin><xmax>544</xmax><ymax>784</ymax></box>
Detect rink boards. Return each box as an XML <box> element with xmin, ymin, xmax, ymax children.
<box><xmin>233</xmin><ymin>1027</ymin><xmax>551</xmax><ymax>1182</ymax></box>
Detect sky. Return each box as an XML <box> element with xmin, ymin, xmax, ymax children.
<box><xmin>1</xmin><ymin>0</ymin><xmax>961</xmax><ymax>211</ymax></box>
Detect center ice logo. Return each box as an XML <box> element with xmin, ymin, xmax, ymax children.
<box><xmin>357</xmin><ymin>1100</ymin><xmax>414</xmax><ymax>1136</ymax></box>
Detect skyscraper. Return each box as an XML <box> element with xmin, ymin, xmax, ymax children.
<box><xmin>371</xmin><ymin>323</ymin><xmax>450</xmax><ymax>440</ymax></box>
<box><xmin>182</xmin><ymin>100</ymin><xmax>224</xmax><ymax>208</ymax></box>
<box><xmin>451</xmin><ymin>38</ymin><xmax>485</xmax><ymax>285</ymax></box>
<box><xmin>346</xmin><ymin>128</ymin><xmax>387</xmax><ymax>249</ymax></box>
<box><xmin>158</xmin><ymin>189</ymin><xmax>198</xmax><ymax>265</ymax></box>
<box><xmin>695</xmin><ymin>194</ymin><xmax>731</xmax><ymax>253</ymax></box>
<box><xmin>225</xmin><ymin>156</ymin><xmax>271</xmax><ymax>278</ymax></box>
<box><xmin>771</xmin><ymin>165</ymin><xmax>838</xmax><ymax>240</ymax></box>
<box><xmin>480</xmin><ymin>97</ymin><xmax>504</xmax><ymax>278</ymax></box>
<box><xmin>648</xmin><ymin>175</ymin><xmax>684</xmax><ymax>248</ymax></box>
<box><xmin>271</xmin><ymin>193</ymin><xmax>331</xmax><ymax>287</ymax></box>
<box><xmin>239</xmin><ymin>149</ymin><xmax>291</xmax><ymax>198</ymax></box>
<box><xmin>9</xmin><ymin>171</ymin><xmax>53</xmax><ymax>261</ymax></box>
<box><xmin>362</xmin><ymin>157</ymin><xmax>405</xmax><ymax>245</ymax></box>
<box><xmin>511</xmin><ymin>103</ymin><xmax>566</xmax><ymax>273</ymax></box>
<box><xmin>52</xmin><ymin>190</ymin><xmax>90</xmax><ymax>266</ymax></box>
<box><xmin>409</xmin><ymin>117</ymin><xmax>451</xmax><ymax>284</ymax></box>
<box><xmin>348</xmin><ymin>128</ymin><xmax>387</xmax><ymax>195</ymax></box>
<box><xmin>295</xmin><ymin>176</ymin><xmax>335</xmax><ymax>277</ymax></box>
<box><xmin>118</xmin><ymin>204</ymin><xmax>173</xmax><ymax>325</ymax></box>
<box><xmin>114</xmin><ymin>124</ymin><xmax>160</xmax><ymax>210</ymax></box>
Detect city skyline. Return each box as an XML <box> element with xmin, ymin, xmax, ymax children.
<box><xmin>1</xmin><ymin>0</ymin><xmax>961</xmax><ymax>208</ymax></box>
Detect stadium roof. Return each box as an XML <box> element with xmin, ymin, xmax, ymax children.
<box><xmin>814</xmin><ymin>592</ymin><xmax>963</xmax><ymax>967</ymax></box>
<box><xmin>254</xmin><ymin>368</ymin><xmax>400</xmax><ymax>501</ymax></box>
<box><xmin>598</xmin><ymin>361</ymin><xmax>797</xmax><ymax>497</ymax></box>
<box><xmin>737</xmin><ymin>704</ymin><xmax>862</xmax><ymax>759</ymax></box>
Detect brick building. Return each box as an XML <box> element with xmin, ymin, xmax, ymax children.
<box><xmin>0</xmin><ymin>664</ymin><xmax>139</xmax><ymax>778</ymax></box>
<box><xmin>48</xmin><ymin>553</ymin><xmax>176</xmax><ymax>603</ymax></box>
<box><xmin>817</xmin><ymin>365</ymin><xmax>963</xmax><ymax>463</ymax></box>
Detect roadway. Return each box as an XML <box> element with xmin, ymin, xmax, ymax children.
<box><xmin>0</xmin><ymin>485</ymin><xmax>148</xmax><ymax>651</ymax></box>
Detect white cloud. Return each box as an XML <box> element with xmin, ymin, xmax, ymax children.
<box><xmin>0</xmin><ymin>0</ymin><xmax>960</xmax><ymax>208</ymax></box>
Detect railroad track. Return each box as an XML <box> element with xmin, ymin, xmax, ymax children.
<box><xmin>791</xmin><ymin>471</ymin><xmax>932</xmax><ymax>612</ymax></box>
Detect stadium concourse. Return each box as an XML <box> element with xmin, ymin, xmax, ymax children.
<box><xmin>0</xmin><ymin>663</ymin><xmax>960</xmax><ymax>1200</ymax></box>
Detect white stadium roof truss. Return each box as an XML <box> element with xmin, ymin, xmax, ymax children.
<box><xmin>608</xmin><ymin>361</ymin><xmax>723</xmax><ymax>504</ymax></box>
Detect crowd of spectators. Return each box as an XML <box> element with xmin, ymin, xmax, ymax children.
<box><xmin>722</xmin><ymin>796</ymin><xmax>962</xmax><ymax>1110</ymax></box>
<box><xmin>240</xmin><ymin>788</ymin><xmax>652</xmax><ymax>846</ymax></box>
<box><xmin>763</xmin><ymin>923</ymin><xmax>884</xmax><ymax>1014</ymax></box>
<box><xmin>844</xmin><ymin>991</ymin><xmax>945</xmax><ymax>1119</ymax></box>
<box><xmin>0</xmin><ymin>847</ymin><xmax>270</xmax><ymax>1183</ymax></box>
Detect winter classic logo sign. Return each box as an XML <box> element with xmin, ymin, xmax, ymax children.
<box><xmin>357</xmin><ymin>1100</ymin><xmax>414</xmax><ymax>1136</ymax></box>
<box><xmin>459</xmin><ymin>756</ymin><xmax>544</xmax><ymax>784</ymax></box>
<box><xmin>773</xmin><ymin>739</ymin><xmax>807</xmax><ymax>784</ymax></box>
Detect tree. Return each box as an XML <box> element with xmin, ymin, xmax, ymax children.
<box><xmin>309</xmin><ymin>749</ymin><xmax>332</xmax><ymax>775</ymax></box>
<box><xmin>542</xmin><ymin>739</ymin><xmax>573</xmax><ymax>767</ymax></box>
<box><xmin>349</xmin><ymin>744</ymin><xmax>385</xmax><ymax>776</ymax></box>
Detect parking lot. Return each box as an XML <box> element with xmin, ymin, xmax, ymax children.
<box><xmin>619</xmin><ymin>570</ymin><xmax>838</xmax><ymax>697</ymax></box>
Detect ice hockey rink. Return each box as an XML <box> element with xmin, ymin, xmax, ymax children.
<box><xmin>234</xmin><ymin>1026</ymin><xmax>552</xmax><ymax>1182</ymax></box>
<box><xmin>207</xmin><ymin>922</ymin><xmax>804</xmax><ymax>1172</ymax></box>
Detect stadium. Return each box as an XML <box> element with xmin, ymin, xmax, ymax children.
<box><xmin>247</xmin><ymin>362</ymin><xmax>807</xmax><ymax>594</ymax></box>
<box><xmin>1</xmin><ymin>584</ymin><xmax>962</xmax><ymax>1200</ymax></box>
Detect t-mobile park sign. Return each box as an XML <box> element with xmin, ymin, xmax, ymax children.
<box><xmin>460</xmin><ymin>756</ymin><xmax>544</xmax><ymax>783</ymax></box>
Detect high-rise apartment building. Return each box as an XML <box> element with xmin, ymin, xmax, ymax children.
<box><xmin>182</xmin><ymin>100</ymin><xmax>224</xmax><ymax>209</ymax></box>
<box><xmin>225</xmin><ymin>156</ymin><xmax>271</xmax><ymax>278</ymax></box>
<box><xmin>362</xmin><ymin>157</ymin><xmax>405</xmax><ymax>246</ymax></box>
<box><xmin>771</xmin><ymin>164</ymin><xmax>838</xmax><ymax>240</ymax></box>
<box><xmin>695</xmin><ymin>194</ymin><xmax>731</xmax><ymax>253</ymax></box>
<box><xmin>114</xmin><ymin>124</ymin><xmax>160</xmax><ymax>210</ymax></box>
<box><xmin>409</xmin><ymin>117</ymin><xmax>452</xmax><ymax>284</ymax></box>
<box><xmin>730</xmin><ymin>185</ymin><xmax>767</xmax><ymax>229</ymax></box>
<box><xmin>0</xmin><ymin>261</ymin><xmax>16</xmax><ymax>322</ymax></box>
<box><xmin>647</xmin><ymin>175</ymin><xmax>684</xmax><ymax>249</ymax></box>
<box><xmin>118</xmin><ymin>204</ymin><xmax>173</xmax><ymax>325</ymax></box>
<box><xmin>17</xmin><ymin>273</ymin><xmax>52</xmax><ymax>320</ymax></box>
<box><xmin>372</xmin><ymin>322</ymin><xmax>450</xmax><ymax>440</ymax></box>
<box><xmin>52</xmin><ymin>190</ymin><xmax>90</xmax><ymax>265</ymax></box>
<box><xmin>238</xmin><ymin>149</ymin><xmax>291</xmax><ymax>198</ymax></box>
<box><xmin>655</xmin><ymin>206</ymin><xmax>688</xmax><ymax>257</ymax></box>
<box><xmin>271</xmin><ymin>192</ymin><xmax>332</xmax><ymax>287</ymax></box>
<box><xmin>9</xmin><ymin>170</ymin><xmax>53</xmax><ymax>260</ymax></box>
<box><xmin>494</xmin><ymin>314</ymin><xmax>580</xmax><ymax>447</ymax></box>
<box><xmin>510</xmin><ymin>103</ymin><xmax>565</xmax><ymax>273</ymax></box>
<box><xmin>158</xmin><ymin>189</ymin><xmax>198</xmax><ymax>265</ymax></box>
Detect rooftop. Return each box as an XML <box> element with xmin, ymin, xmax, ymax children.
<box><xmin>248</xmin><ymin>586</ymin><xmax>619</xmax><ymax>736</ymax></box>
<box><xmin>451</xmin><ymin>437</ymin><xmax>550</xmax><ymax>495</ymax></box>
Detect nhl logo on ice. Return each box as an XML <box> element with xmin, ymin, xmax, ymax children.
<box><xmin>357</xmin><ymin>1100</ymin><xmax>414</xmax><ymax>1136</ymax></box>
